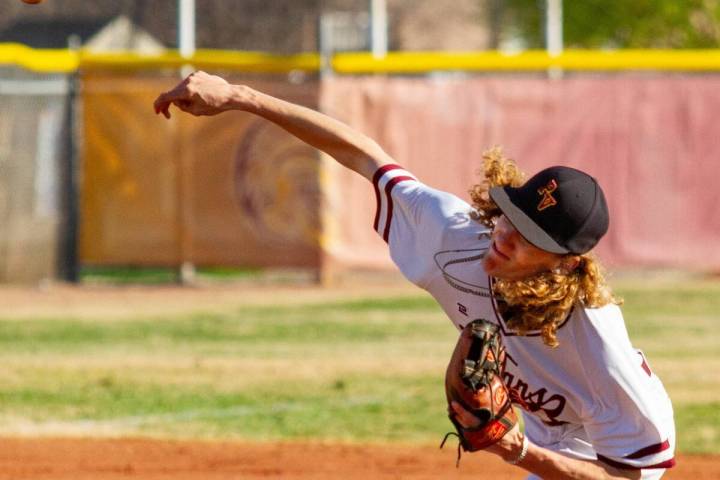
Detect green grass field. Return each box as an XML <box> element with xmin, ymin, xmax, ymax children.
<box><xmin>0</xmin><ymin>279</ymin><xmax>718</xmax><ymax>453</ymax></box>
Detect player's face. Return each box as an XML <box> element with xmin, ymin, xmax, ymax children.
<box><xmin>482</xmin><ymin>215</ymin><xmax>566</xmax><ymax>280</ymax></box>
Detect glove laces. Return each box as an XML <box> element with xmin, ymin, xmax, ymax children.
<box><xmin>439</xmin><ymin>431</ymin><xmax>463</xmax><ymax>467</ymax></box>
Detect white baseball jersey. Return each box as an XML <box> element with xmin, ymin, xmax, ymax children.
<box><xmin>372</xmin><ymin>165</ymin><xmax>676</xmax><ymax>477</ymax></box>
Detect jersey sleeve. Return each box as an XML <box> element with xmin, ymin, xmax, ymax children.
<box><xmin>575</xmin><ymin>305</ymin><xmax>676</xmax><ymax>471</ymax></box>
<box><xmin>372</xmin><ymin>164</ymin><xmax>475</xmax><ymax>287</ymax></box>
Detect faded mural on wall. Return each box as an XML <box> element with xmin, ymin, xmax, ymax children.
<box><xmin>233</xmin><ymin>119</ymin><xmax>321</xmax><ymax>249</ymax></box>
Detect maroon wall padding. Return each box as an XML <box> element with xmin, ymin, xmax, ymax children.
<box><xmin>322</xmin><ymin>75</ymin><xmax>720</xmax><ymax>271</ymax></box>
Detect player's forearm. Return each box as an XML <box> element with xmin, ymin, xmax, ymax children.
<box><xmin>518</xmin><ymin>444</ymin><xmax>641</xmax><ymax>480</ymax></box>
<box><xmin>228</xmin><ymin>85</ymin><xmax>393</xmax><ymax>181</ymax></box>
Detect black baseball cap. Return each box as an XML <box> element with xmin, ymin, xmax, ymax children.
<box><xmin>488</xmin><ymin>166</ymin><xmax>609</xmax><ymax>255</ymax></box>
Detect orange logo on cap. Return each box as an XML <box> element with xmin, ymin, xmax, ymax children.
<box><xmin>537</xmin><ymin>179</ymin><xmax>558</xmax><ymax>211</ymax></box>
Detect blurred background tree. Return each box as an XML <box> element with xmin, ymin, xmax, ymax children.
<box><xmin>502</xmin><ymin>0</ymin><xmax>720</xmax><ymax>49</ymax></box>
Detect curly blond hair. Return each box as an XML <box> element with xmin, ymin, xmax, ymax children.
<box><xmin>469</xmin><ymin>147</ymin><xmax>620</xmax><ymax>347</ymax></box>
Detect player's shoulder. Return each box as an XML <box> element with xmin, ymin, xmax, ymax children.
<box><xmin>376</xmin><ymin>163</ymin><xmax>477</xmax><ymax>228</ymax></box>
<box><xmin>373</xmin><ymin>163</ymin><xmax>467</xmax><ymax>204</ymax></box>
<box><xmin>574</xmin><ymin>301</ymin><xmax>623</xmax><ymax>323</ymax></box>
<box><xmin>393</xmin><ymin>173</ymin><xmax>471</xmax><ymax>214</ymax></box>
<box><xmin>565</xmin><ymin>301</ymin><xmax>636</xmax><ymax>361</ymax></box>
<box><xmin>583</xmin><ymin>300</ymin><xmax>626</xmax><ymax>324</ymax></box>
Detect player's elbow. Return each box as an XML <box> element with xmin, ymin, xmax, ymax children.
<box><xmin>327</xmin><ymin>141</ymin><xmax>395</xmax><ymax>180</ymax></box>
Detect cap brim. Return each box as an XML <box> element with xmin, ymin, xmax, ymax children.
<box><xmin>489</xmin><ymin>186</ymin><xmax>570</xmax><ymax>255</ymax></box>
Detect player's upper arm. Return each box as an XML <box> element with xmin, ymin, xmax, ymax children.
<box><xmin>347</xmin><ymin>141</ymin><xmax>396</xmax><ymax>181</ymax></box>
<box><xmin>372</xmin><ymin>164</ymin><xmax>476</xmax><ymax>286</ymax></box>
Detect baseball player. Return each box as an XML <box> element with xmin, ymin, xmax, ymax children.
<box><xmin>154</xmin><ymin>71</ymin><xmax>676</xmax><ymax>480</ymax></box>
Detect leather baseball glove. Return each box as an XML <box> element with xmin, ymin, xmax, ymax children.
<box><xmin>441</xmin><ymin>319</ymin><xmax>517</xmax><ymax>462</ymax></box>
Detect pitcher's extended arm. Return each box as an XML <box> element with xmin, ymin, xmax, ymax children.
<box><xmin>154</xmin><ymin>71</ymin><xmax>393</xmax><ymax>181</ymax></box>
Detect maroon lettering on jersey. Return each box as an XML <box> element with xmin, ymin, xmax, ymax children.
<box><xmin>502</xmin><ymin>353</ymin><xmax>568</xmax><ymax>426</ymax></box>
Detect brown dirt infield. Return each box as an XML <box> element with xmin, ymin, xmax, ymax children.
<box><xmin>0</xmin><ymin>437</ymin><xmax>716</xmax><ymax>480</ymax></box>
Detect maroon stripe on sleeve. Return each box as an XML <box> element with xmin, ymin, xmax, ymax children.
<box><xmin>597</xmin><ymin>454</ymin><xmax>676</xmax><ymax>470</ymax></box>
<box><xmin>372</xmin><ymin>180</ymin><xmax>381</xmax><ymax>232</ymax></box>
<box><xmin>624</xmin><ymin>439</ymin><xmax>670</xmax><ymax>459</ymax></box>
<box><xmin>381</xmin><ymin>175</ymin><xmax>415</xmax><ymax>242</ymax></box>
<box><xmin>372</xmin><ymin>164</ymin><xmax>403</xmax><ymax>232</ymax></box>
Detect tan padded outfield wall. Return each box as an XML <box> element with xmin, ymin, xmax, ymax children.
<box><xmin>80</xmin><ymin>73</ymin><xmax>322</xmax><ymax>268</ymax></box>
<box><xmin>79</xmin><ymin>72</ymin><xmax>720</xmax><ymax>272</ymax></box>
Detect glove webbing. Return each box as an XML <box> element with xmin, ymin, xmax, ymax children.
<box><xmin>463</xmin><ymin>329</ymin><xmax>500</xmax><ymax>391</ymax></box>
<box><xmin>463</xmin><ymin>321</ymin><xmax>503</xmax><ymax>419</ymax></box>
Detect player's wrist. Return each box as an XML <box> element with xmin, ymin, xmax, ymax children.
<box><xmin>504</xmin><ymin>434</ymin><xmax>529</xmax><ymax>465</ymax></box>
<box><xmin>226</xmin><ymin>84</ymin><xmax>256</xmax><ymax>112</ymax></box>
<box><xmin>486</xmin><ymin>424</ymin><xmax>524</xmax><ymax>462</ymax></box>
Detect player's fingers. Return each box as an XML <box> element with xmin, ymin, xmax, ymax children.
<box><xmin>173</xmin><ymin>99</ymin><xmax>195</xmax><ymax>113</ymax></box>
<box><xmin>152</xmin><ymin>96</ymin><xmax>172</xmax><ymax>118</ymax></box>
<box><xmin>153</xmin><ymin>95</ymin><xmax>172</xmax><ymax>118</ymax></box>
<box><xmin>153</xmin><ymin>81</ymin><xmax>192</xmax><ymax>115</ymax></box>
